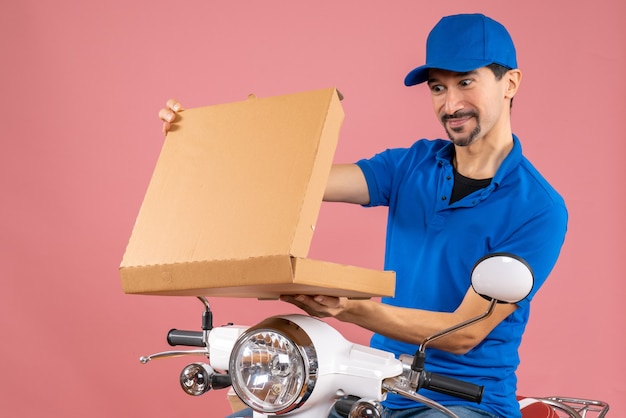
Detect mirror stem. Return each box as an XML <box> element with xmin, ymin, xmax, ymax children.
<box><xmin>420</xmin><ymin>299</ymin><xmax>497</xmax><ymax>354</ymax></box>
<box><xmin>412</xmin><ymin>300</ymin><xmax>498</xmax><ymax>371</ymax></box>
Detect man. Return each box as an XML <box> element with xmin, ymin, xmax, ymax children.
<box><xmin>161</xmin><ymin>13</ymin><xmax>567</xmax><ymax>418</ymax></box>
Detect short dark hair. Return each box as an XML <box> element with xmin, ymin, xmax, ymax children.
<box><xmin>486</xmin><ymin>63</ymin><xmax>510</xmax><ymax>80</ymax></box>
<box><xmin>487</xmin><ymin>63</ymin><xmax>514</xmax><ymax>108</ymax></box>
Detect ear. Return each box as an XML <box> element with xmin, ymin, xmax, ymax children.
<box><xmin>505</xmin><ymin>69</ymin><xmax>522</xmax><ymax>99</ymax></box>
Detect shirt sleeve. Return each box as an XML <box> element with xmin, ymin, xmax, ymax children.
<box><xmin>356</xmin><ymin>141</ymin><xmax>434</xmax><ymax>207</ymax></box>
<box><xmin>493</xmin><ymin>201</ymin><xmax>568</xmax><ymax>307</ymax></box>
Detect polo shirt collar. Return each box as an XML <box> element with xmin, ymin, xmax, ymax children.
<box><xmin>435</xmin><ymin>134</ymin><xmax>523</xmax><ymax>187</ymax></box>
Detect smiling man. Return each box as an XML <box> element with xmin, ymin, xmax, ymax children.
<box><xmin>161</xmin><ymin>13</ymin><xmax>568</xmax><ymax>418</ymax></box>
<box><xmin>280</xmin><ymin>14</ymin><xmax>567</xmax><ymax>418</ymax></box>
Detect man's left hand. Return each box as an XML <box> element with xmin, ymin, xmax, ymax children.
<box><xmin>280</xmin><ymin>295</ymin><xmax>348</xmax><ymax>318</ymax></box>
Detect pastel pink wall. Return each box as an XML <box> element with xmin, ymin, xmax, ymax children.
<box><xmin>2</xmin><ymin>1</ymin><xmax>624</xmax><ymax>416</ymax></box>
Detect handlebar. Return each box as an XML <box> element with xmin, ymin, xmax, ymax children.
<box><xmin>419</xmin><ymin>371</ymin><xmax>483</xmax><ymax>403</ymax></box>
<box><xmin>167</xmin><ymin>329</ymin><xmax>204</xmax><ymax>347</ymax></box>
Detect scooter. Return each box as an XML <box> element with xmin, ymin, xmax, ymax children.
<box><xmin>139</xmin><ymin>254</ymin><xmax>609</xmax><ymax>418</ymax></box>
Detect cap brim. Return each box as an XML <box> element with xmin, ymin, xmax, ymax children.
<box><xmin>404</xmin><ymin>66</ymin><xmax>430</xmax><ymax>86</ymax></box>
<box><xmin>404</xmin><ymin>59</ymin><xmax>493</xmax><ymax>86</ymax></box>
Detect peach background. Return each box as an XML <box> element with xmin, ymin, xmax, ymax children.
<box><xmin>1</xmin><ymin>1</ymin><xmax>624</xmax><ymax>417</ymax></box>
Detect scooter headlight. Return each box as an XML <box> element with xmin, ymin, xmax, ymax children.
<box><xmin>229</xmin><ymin>317</ymin><xmax>318</xmax><ymax>414</ymax></box>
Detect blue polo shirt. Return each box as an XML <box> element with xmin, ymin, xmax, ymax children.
<box><xmin>356</xmin><ymin>136</ymin><xmax>567</xmax><ymax>417</ymax></box>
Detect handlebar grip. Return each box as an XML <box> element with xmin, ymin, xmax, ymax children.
<box><xmin>419</xmin><ymin>371</ymin><xmax>484</xmax><ymax>403</ymax></box>
<box><xmin>167</xmin><ymin>329</ymin><xmax>204</xmax><ymax>347</ymax></box>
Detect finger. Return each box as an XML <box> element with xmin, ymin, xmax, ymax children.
<box><xmin>295</xmin><ymin>295</ymin><xmax>319</xmax><ymax>306</ymax></box>
<box><xmin>280</xmin><ymin>295</ymin><xmax>308</xmax><ymax>306</ymax></box>
<box><xmin>158</xmin><ymin>108</ymin><xmax>175</xmax><ymax>123</ymax></box>
<box><xmin>313</xmin><ymin>296</ymin><xmax>326</xmax><ymax>305</ymax></box>
<box><xmin>280</xmin><ymin>295</ymin><xmax>318</xmax><ymax>312</ymax></box>
<box><xmin>166</xmin><ymin>98</ymin><xmax>184</xmax><ymax>112</ymax></box>
<box><xmin>162</xmin><ymin>121</ymin><xmax>171</xmax><ymax>135</ymax></box>
<box><xmin>312</xmin><ymin>295</ymin><xmax>342</xmax><ymax>308</ymax></box>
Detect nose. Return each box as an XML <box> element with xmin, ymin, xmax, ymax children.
<box><xmin>443</xmin><ymin>88</ymin><xmax>464</xmax><ymax>116</ymax></box>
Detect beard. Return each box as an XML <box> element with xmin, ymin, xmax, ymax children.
<box><xmin>442</xmin><ymin>111</ymin><xmax>481</xmax><ymax>147</ymax></box>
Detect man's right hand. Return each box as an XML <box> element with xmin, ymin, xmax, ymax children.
<box><xmin>158</xmin><ymin>99</ymin><xmax>184</xmax><ymax>134</ymax></box>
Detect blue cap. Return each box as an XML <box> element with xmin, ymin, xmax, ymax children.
<box><xmin>404</xmin><ymin>14</ymin><xmax>517</xmax><ymax>86</ymax></box>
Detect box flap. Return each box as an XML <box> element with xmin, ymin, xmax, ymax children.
<box><xmin>121</xmin><ymin>88</ymin><xmax>344</xmax><ymax>268</ymax></box>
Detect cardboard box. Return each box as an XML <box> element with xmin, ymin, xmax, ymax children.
<box><xmin>120</xmin><ymin>87</ymin><xmax>395</xmax><ymax>298</ymax></box>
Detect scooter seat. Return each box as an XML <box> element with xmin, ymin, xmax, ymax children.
<box><xmin>518</xmin><ymin>397</ymin><xmax>559</xmax><ymax>418</ymax></box>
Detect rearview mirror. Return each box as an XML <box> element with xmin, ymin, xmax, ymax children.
<box><xmin>471</xmin><ymin>253</ymin><xmax>534</xmax><ymax>304</ymax></box>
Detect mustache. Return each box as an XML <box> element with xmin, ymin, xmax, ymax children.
<box><xmin>441</xmin><ymin>111</ymin><xmax>478</xmax><ymax>122</ymax></box>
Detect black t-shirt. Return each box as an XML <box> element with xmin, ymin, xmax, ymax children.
<box><xmin>450</xmin><ymin>169</ymin><xmax>492</xmax><ymax>204</ymax></box>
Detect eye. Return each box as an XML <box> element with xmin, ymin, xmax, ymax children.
<box><xmin>460</xmin><ymin>79</ymin><xmax>473</xmax><ymax>87</ymax></box>
<box><xmin>429</xmin><ymin>84</ymin><xmax>445</xmax><ymax>94</ymax></box>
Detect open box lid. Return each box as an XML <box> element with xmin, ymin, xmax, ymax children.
<box><xmin>120</xmin><ymin>87</ymin><xmax>395</xmax><ymax>298</ymax></box>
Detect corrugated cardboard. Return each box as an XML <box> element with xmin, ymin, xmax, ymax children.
<box><xmin>120</xmin><ymin>87</ymin><xmax>395</xmax><ymax>298</ymax></box>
